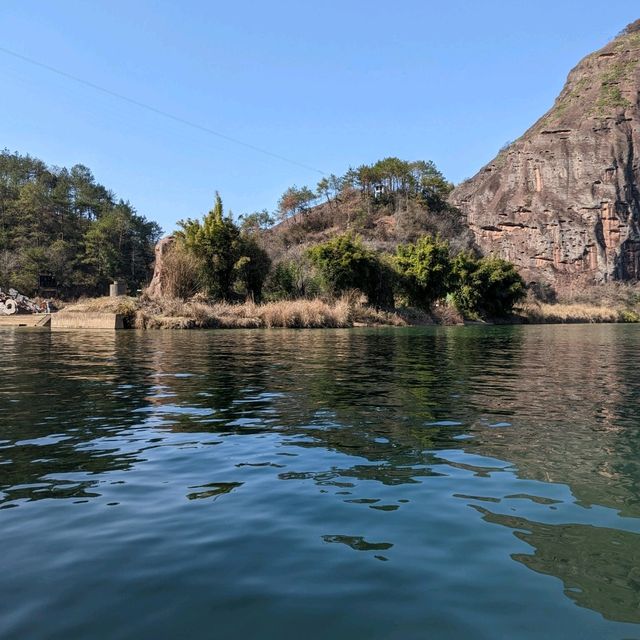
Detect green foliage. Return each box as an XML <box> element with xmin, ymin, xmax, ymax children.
<box><xmin>277</xmin><ymin>185</ymin><xmax>316</xmax><ymax>222</ymax></box>
<box><xmin>307</xmin><ymin>234</ymin><xmax>392</xmax><ymax>306</ymax></box>
<box><xmin>238</xmin><ymin>209</ymin><xmax>275</xmax><ymax>234</ymax></box>
<box><xmin>451</xmin><ymin>253</ymin><xmax>526</xmax><ymax>318</ymax></box>
<box><xmin>393</xmin><ymin>236</ymin><xmax>451</xmax><ymax>309</ymax></box>
<box><xmin>618</xmin><ymin>309</ymin><xmax>640</xmax><ymax>323</ymax></box>
<box><xmin>264</xmin><ymin>259</ymin><xmax>323</xmax><ymax>301</ymax></box>
<box><xmin>178</xmin><ymin>193</ymin><xmax>242</xmax><ymax>300</ymax></box>
<box><xmin>280</xmin><ymin>157</ymin><xmax>454</xmax><ymax>230</ymax></box>
<box><xmin>0</xmin><ymin>149</ymin><xmax>160</xmax><ymax>295</ymax></box>
<box><xmin>237</xmin><ymin>236</ymin><xmax>271</xmax><ymax>302</ymax></box>
<box><xmin>346</xmin><ymin>157</ymin><xmax>453</xmax><ymax>210</ymax></box>
<box><xmin>177</xmin><ymin>193</ymin><xmax>270</xmax><ymax>301</ymax></box>
<box><xmin>266</xmin><ymin>261</ymin><xmax>301</xmax><ymax>300</ymax></box>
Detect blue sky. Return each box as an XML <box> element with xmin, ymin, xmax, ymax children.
<box><xmin>1</xmin><ymin>1</ymin><xmax>638</xmax><ymax>233</ymax></box>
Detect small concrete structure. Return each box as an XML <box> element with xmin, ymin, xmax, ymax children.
<box><xmin>109</xmin><ymin>280</ymin><xmax>127</xmax><ymax>297</ymax></box>
<box><xmin>51</xmin><ymin>312</ymin><xmax>124</xmax><ymax>330</ymax></box>
<box><xmin>0</xmin><ymin>314</ymin><xmax>51</xmax><ymax>327</ymax></box>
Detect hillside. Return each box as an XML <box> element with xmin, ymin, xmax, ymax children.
<box><xmin>260</xmin><ymin>159</ymin><xmax>474</xmax><ymax>265</ymax></box>
<box><xmin>0</xmin><ymin>150</ymin><xmax>161</xmax><ymax>296</ymax></box>
<box><xmin>450</xmin><ymin>20</ymin><xmax>640</xmax><ymax>288</ymax></box>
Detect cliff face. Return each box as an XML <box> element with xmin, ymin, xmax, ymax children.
<box><xmin>451</xmin><ymin>21</ymin><xmax>640</xmax><ymax>286</ymax></box>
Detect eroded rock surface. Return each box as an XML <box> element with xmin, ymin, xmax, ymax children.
<box><xmin>451</xmin><ymin>21</ymin><xmax>640</xmax><ymax>286</ymax></box>
<box><xmin>146</xmin><ymin>235</ymin><xmax>175</xmax><ymax>298</ymax></box>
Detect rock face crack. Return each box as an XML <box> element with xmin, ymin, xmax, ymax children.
<box><xmin>450</xmin><ymin>23</ymin><xmax>640</xmax><ymax>286</ymax></box>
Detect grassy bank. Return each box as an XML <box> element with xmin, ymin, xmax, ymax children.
<box><xmin>517</xmin><ymin>302</ymin><xmax>639</xmax><ymax>324</ymax></box>
<box><xmin>62</xmin><ymin>295</ymin><xmax>439</xmax><ymax>329</ymax></box>
<box><xmin>60</xmin><ymin>293</ymin><xmax>640</xmax><ymax>329</ymax></box>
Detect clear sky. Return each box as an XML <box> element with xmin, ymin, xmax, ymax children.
<box><xmin>1</xmin><ymin>1</ymin><xmax>638</xmax><ymax>233</ymax></box>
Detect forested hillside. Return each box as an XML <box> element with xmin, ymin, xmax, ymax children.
<box><xmin>260</xmin><ymin>156</ymin><xmax>474</xmax><ymax>262</ymax></box>
<box><xmin>0</xmin><ymin>150</ymin><xmax>161</xmax><ymax>296</ymax></box>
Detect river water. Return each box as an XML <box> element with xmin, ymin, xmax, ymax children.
<box><xmin>1</xmin><ymin>325</ymin><xmax>639</xmax><ymax>639</ymax></box>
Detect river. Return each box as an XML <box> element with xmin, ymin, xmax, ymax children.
<box><xmin>1</xmin><ymin>325</ymin><xmax>639</xmax><ymax>639</ymax></box>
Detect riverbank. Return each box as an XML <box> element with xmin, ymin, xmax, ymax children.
<box><xmin>48</xmin><ymin>295</ymin><xmax>640</xmax><ymax>329</ymax></box>
<box><xmin>58</xmin><ymin>295</ymin><xmax>440</xmax><ymax>329</ymax></box>
<box><xmin>517</xmin><ymin>302</ymin><xmax>640</xmax><ymax>324</ymax></box>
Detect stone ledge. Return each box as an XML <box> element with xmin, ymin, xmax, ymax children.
<box><xmin>51</xmin><ymin>312</ymin><xmax>124</xmax><ymax>329</ymax></box>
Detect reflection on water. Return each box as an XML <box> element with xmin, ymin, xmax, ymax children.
<box><xmin>1</xmin><ymin>325</ymin><xmax>640</xmax><ymax>639</ymax></box>
<box><xmin>474</xmin><ymin>506</ymin><xmax>640</xmax><ymax>624</ymax></box>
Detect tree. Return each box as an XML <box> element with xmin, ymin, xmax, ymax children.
<box><xmin>411</xmin><ymin>160</ymin><xmax>453</xmax><ymax>209</ymax></box>
<box><xmin>237</xmin><ymin>235</ymin><xmax>271</xmax><ymax>302</ymax></box>
<box><xmin>177</xmin><ymin>192</ymin><xmax>271</xmax><ymax>302</ymax></box>
<box><xmin>238</xmin><ymin>209</ymin><xmax>274</xmax><ymax>234</ymax></box>
<box><xmin>0</xmin><ymin>150</ymin><xmax>159</xmax><ymax>295</ymax></box>
<box><xmin>393</xmin><ymin>236</ymin><xmax>451</xmax><ymax>308</ymax></box>
<box><xmin>308</xmin><ymin>233</ymin><xmax>391</xmax><ymax>306</ymax></box>
<box><xmin>278</xmin><ymin>185</ymin><xmax>316</xmax><ymax>223</ymax></box>
<box><xmin>177</xmin><ymin>193</ymin><xmax>242</xmax><ymax>300</ymax></box>
<box><xmin>451</xmin><ymin>253</ymin><xmax>526</xmax><ymax>318</ymax></box>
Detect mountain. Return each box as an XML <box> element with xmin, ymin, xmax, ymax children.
<box><xmin>450</xmin><ymin>20</ymin><xmax>640</xmax><ymax>288</ymax></box>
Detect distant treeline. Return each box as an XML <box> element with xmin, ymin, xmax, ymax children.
<box><xmin>0</xmin><ymin>150</ymin><xmax>161</xmax><ymax>296</ymax></box>
<box><xmin>239</xmin><ymin>156</ymin><xmax>454</xmax><ymax>231</ymax></box>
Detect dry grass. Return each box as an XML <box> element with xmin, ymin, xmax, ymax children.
<box><xmin>553</xmin><ymin>281</ymin><xmax>640</xmax><ymax>308</ymax></box>
<box><xmin>65</xmin><ymin>295</ymin><xmax>360</xmax><ymax>329</ymax></box>
<box><xmin>65</xmin><ymin>294</ymin><xmax>640</xmax><ymax>329</ymax></box>
<box><xmin>518</xmin><ymin>302</ymin><xmax>639</xmax><ymax>324</ymax></box>
<box><xmin>255</xmin><ymin>299</ymin><xmax>351</xmax><ymax>328</ymax></box>
<box><xmin>63</xmin><ymin>296</ymin><xmax>140</xmax><ymax>326</ymax></box>
<box><xmin>162</xmin><ymin>244</ymin><xmax>202</xmax><ymax>299</ymax></box>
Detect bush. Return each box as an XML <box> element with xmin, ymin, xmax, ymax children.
<box><xmin>178</xmin><ymin>193</ymin><xmax>271</xmax><ymax>302</ymax></box>
<box><xmin>307</xmin><ymin>234</ymin><xmax>392</xmax><ymax>307</ymax></box>
<box><xmin>619</xmin><ymin>309</ymin><xmax>640</xmax><ymax>323</ymax></box>
<box><xmin>393</xmin><ymin>235</ymin><xmax>451</xmax><ymax>309</ymax></box>
<box><xmin>451</xmin><ymin>253</ymin><xmax>526</xmax><ymax>318</ymax></box>
<box><xmin>265</xmin><ymin>260</ymin><xmax>301</xmax><ymax>300</ymax></box>
<box><xmin>177</xmin><ymin>193</ymin><xmax>242</xmax><ymax>300</ymax></box>
<box><xmin>264</xmin><ymin>259</ymin><xmax>323</xmax><ymax>301</ymax></box>
<box><xmin>237</xmin><ymin>236</ymin><xmax>271</xmax><ymax>302</ymax></box>
<box><xmin>162</xmin><ymin>242</ymin><xmax>203</xmax><ymax>299</ymax></box>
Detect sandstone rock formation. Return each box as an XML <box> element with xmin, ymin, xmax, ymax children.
<box><xmin>450</xmin><ymin>20</ymin><xmax>640</xmax><ymax>286</ymax></box>
<box><xmin>146</xmin><ymin>235</ymin><xmax>175</xmax><ymax>298</ymax></box>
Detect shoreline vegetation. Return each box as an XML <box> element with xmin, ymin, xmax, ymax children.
<box><xmin>59</xmin><ymin>293</ymin><xmax>640</xmax><ymax>329</ymax></box>
<box><xmin>4</xmin><ymin>151</ymin><xmax>640</xmax><ymax>329</ymax></box>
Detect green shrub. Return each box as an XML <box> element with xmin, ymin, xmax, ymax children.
<box><xmin>177</xmin><ymin>193</ymin><xmax>242</xmax><ymax>300</ymax></box>
<box><xmin>451</xmin><ymin>253</ymin><xmax>526</xmax><ymax>318</ymax></box>
<box><xmin>392</xmin><ymin>235</ymin><xmax>451</xmax><ymax>309</ymax></box>
<box><xmin>236</xmin><ymin>236</ymin><xmax>271</xmax><ymax>302</ymax></box>
<box><xmin>177</xmin><ymin>192</ymin><xmax>270</xmax><ymax>302</ymax></box>
<box><xmin>308</xmin><ymin>234</ymin><xmax>392</xmax><ymax>307</ymax></box>
<box><xmin>618</xmin><ymin>309</ymin><xmax>640</xmax><ymax>323</ymax></box>
<box><xmin>264</xmin><ymin>259</ymin><xmax>325</xmax><ymax>301</ymax></box>
<box><xmin>266</xmin><ymin>261</ymin><xmax>300</xmax><ymax>300</ymax></box>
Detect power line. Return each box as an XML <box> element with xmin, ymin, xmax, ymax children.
<box><xmin>0</xmin><ymin>45</ymin><xmax>327</xmax><ymax>176</ymax></box>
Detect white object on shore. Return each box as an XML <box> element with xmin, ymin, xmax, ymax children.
<box><xmin>1</xmin><ymin>299</ymin><xmax>17</xmax><ymax>315</ymax></box>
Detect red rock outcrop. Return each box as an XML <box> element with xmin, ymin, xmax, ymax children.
<box><xmin>450</xmin><ymin>21</ymin><xmax>640</xmax><ymax>286</ymax></box>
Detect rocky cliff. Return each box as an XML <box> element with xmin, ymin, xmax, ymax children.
<box><xmin>450</xmin><ymin>20</ymin><xmax>640</xmax><ymax>286</ymax></box>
